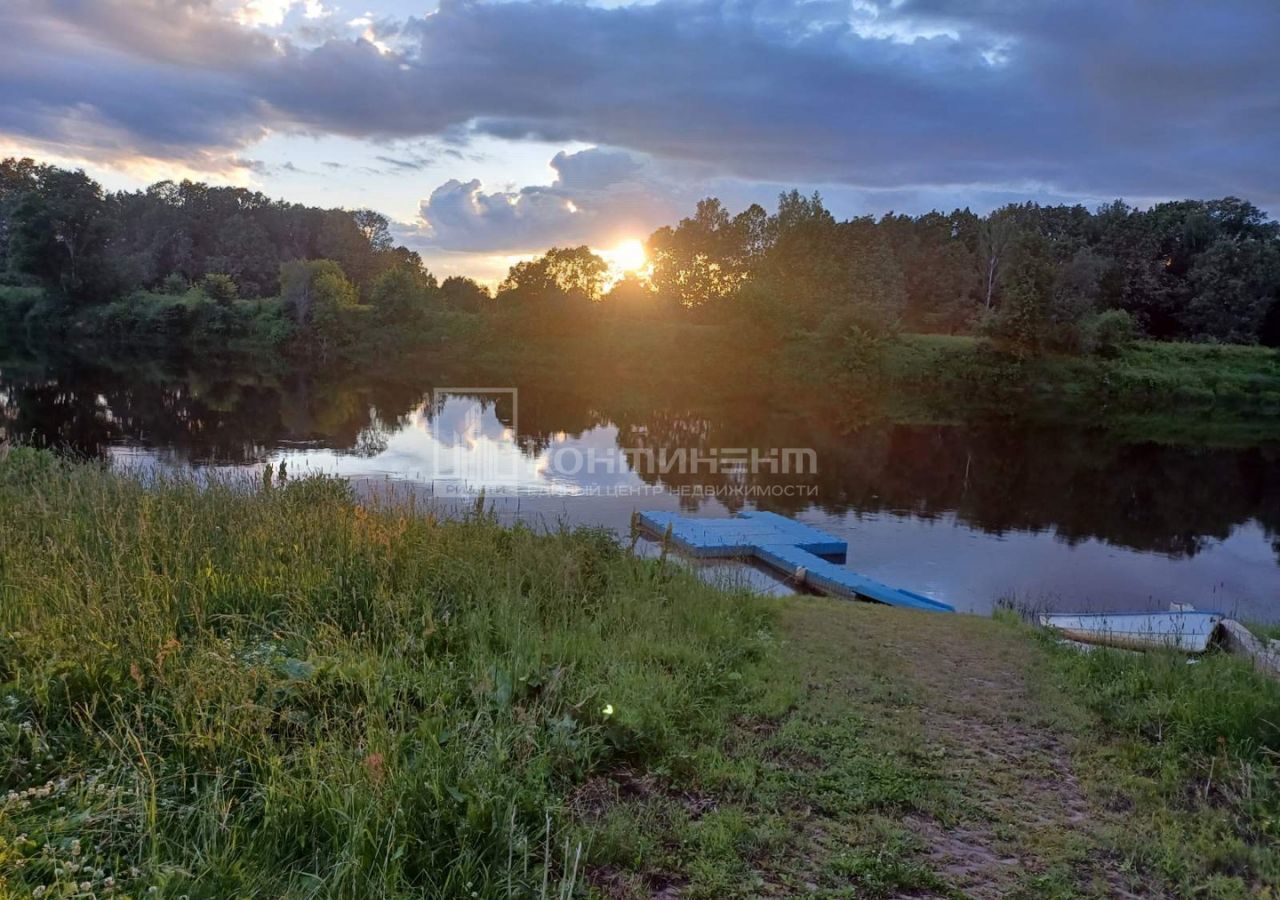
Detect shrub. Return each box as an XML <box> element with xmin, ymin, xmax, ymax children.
<box><xmin>1084</xmin><ymin>309</ymin><xmax>1138</xmax><ymax>358</ymax></box>
<box><xmin>200</xmin><ymin>272</ymin><xmax>239</xmax><ymax>304</ymax></box>
<box><xmin>0</xmin><ymin>285</ymin><xmax>44</xmax><ymax>327</ymax></box>
<box><xmin>161</xmin><ymin>273</ymin><xmax>188</xmax><ymax>295</ymax></box>
<box><xmin>188</xmin><ymin>296</ymin><xmax>246</xmax><ymax>339</ymax></box>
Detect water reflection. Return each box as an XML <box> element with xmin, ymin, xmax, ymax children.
<box><xmin>2</xmin><ymin>347</ymin><xmax>1278</xmax><ymax>618</ymax></box>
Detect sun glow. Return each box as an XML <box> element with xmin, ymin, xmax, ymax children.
<box><xmin>604</xmin><ymin>238</ymin><xmax>647</xmax><ymax>274</ymax></box>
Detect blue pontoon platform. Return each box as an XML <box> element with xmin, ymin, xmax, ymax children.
<box><xmin>637</xmin><ymin>510</ymin><xmax>953</xmax><ymax>612</ymax></box>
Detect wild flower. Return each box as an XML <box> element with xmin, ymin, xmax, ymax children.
<box><xmin>601</xmin><ymin>703</ymin><xmax>614</xmax><ymax>717</ymax></box>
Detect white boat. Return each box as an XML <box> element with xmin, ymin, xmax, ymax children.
<box><xmin>1039</xmin><ymin>610</ymin><xmax>1224</xmax><ymax>653</ymax></box>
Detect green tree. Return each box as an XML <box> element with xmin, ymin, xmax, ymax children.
<box><xmin>977</xmin><ymin>208</ymin><xmax>1020</xmax><ymax>312</ymax></box>
<box><xmin>200</xmin><ymin>272</ymin><xmax>239</xmax><ymax>304</ymax></box>
<box><xmin>439</xmin><ymin>275</ymin><xmax>492</xmax><ymax>312</ymax></box>
<box><xmin>882</xmin><ymin>209</ymin><xmax>980</xmax><ymax>332</ymax></box>
<box><xmin>1184</xmin><ymin>238</ymin><xmax>1280</xmax><ymax>343</ymax></box>
<box><xmin>1094</xmin><ymin>199</ymin><xmax>1169</xmax><ymax>336</ymax></box>
<box><xmin>368</xmin><ymin>262</ymin><xmax>439</xmax><ymax>326</ymax></box>
<box><xmin>7</xmin><ymin>168</ymin><xmax>116</xmax><ymax>302</ymax></box>
<box><xmin>352</xmin><ymin>209</ymin><xmax>393</xmax><ymax>252</ymax></box>
<box><xmin>603</xmin><ymin>272</ymin><xmax>665</xmax><ymax>318</ymax></box>
<box><xmin>498</xmin><ymin>246</ymin><xmax>608</xmax><ymax>303</ymax></box>
<box><xmin>648</xmin><ymin>198</ymin><xmax>761</xmax><ymax>310</ymax></box>
<box><xmin>280</xmin><ymin>259</ymin><xmax>362</xmax><ymax>356</ymax></box>
<box><xmin>985</xmin><ymin>232</ymin><xmax>1055</xmax><ymax>356</ymax></box>
<box><xmin>1047</xmin><ymin>248</ymin><xmax>1106</xmax><ymax>351</ymax></box>
<box><xmin>0</xmin><ymin>157</ymin><xmax>52</xmax><ymax>273</ymax></box>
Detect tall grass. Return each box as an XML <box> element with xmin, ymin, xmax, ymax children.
<box><xmin>0</xmin><ymin>450</ymin><xmax>773</xmax><ymax>897</ymax></box>
<box><xmin>1045</xmin><ymin>637</ymin><xmax>1280</xmax><ymax>891</ymax></box>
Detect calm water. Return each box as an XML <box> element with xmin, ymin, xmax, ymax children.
<box><xmin>3</xmin><ymin>348</ymin><xmax>1278</xmax><ymax>621</ymax></box>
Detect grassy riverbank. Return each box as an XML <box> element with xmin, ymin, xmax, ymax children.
<box><xmin>1</xmin><ymin>453</ymin><xmax>1278</xmax><ymax>897</ymax></box>
<box><xmin>429</xmin><ymin>314</ymin><xmax>1280</xmax><ymax>422</ymax></box>
<box><xmin>883</xmin><ymin>333</ymin><xmax>1280</xmax><ymax>413</ymax></box>
<box><xmin>7</xmin><ymin>282</ymin><xmax>1280</xmax><ymax>421</ymax></box>
<box><xmin>0</xmin><ymin>450</ymin><xmax>771</xmax><ymax>896</ymax></box>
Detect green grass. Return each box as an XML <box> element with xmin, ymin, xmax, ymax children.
<box><xmin>563</xmin><ymin>600</ymin><xmax>1280</xmax><ymax>898</ymax></box>
<box><xmin>885</xmin><ymin>333</ymin><xmax>1280</xmax><ymax>415</ymax></box>
<box><xmin>1246</xmin><ymin>621</ymin><xmax>1280</xmax><ymax>642</ymax></box>
<box><xmin>561</xmin><ymin>599</ymin><xmax>956</xmax><ymax>898</ymax></box>
<box><xmin>1038</xmin><ymin>634</ymin><xmax>1280</xmax><ymax>896</ymax></box>
<box><xmin>0</xmin><ymin>450</ymin><xmax>772</xmax><ymax>897</ymax></box>
<box><xmin>2</xmin><ymin>450</ymin><xmax>1278</xmax><ymax>897</ymax></box>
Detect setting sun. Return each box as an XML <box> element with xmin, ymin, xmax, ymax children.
<box><xmin>604</xmin><ymin>238</ymin><xmax>647</xmax><ymax>273</ymax></box>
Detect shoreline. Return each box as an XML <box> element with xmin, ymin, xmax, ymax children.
<box><xmin>0</xmin><ymin>452</ymin><xmax>1276</xmax><ymax>896</ymax></box>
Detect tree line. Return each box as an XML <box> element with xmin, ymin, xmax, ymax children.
<box><xmin>0</xmin><ymin>157</ymin><xmax>498</xmax><ymax>352</ymax></box>
<box><xmin>0</xmin><ymin>157</ymin><xmax>431</xmax><ymax>301</ymax></box>
<box><xmin>503</xmin><ymin>192</ymin><xmax>1280</xmax><ymax>353</ymax></box>
<box><xmin>4</xmin><ymin>156</ymin><xmax>1280</xmax><ymax>356</ymax></box>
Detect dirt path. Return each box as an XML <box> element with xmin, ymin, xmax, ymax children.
<box><xmin>573</xmin><ymin>597</ymin><xmax>1171</xmax><ymax>898</ymax></box>
<box><xmin>765</xmin><ymin>599</ymin><xmax>1141</xmax><ymax>898</ymax></box>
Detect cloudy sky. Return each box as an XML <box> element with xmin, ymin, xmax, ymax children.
<box><xmin>2</xmin><ymin>0</ymin><xmax>1276</xmax><ymax>282</ymax></box>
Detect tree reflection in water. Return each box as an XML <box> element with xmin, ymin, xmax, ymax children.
<box><xmin>1</xmin><ymin>345</ymin><xmax>1278</xmax><ymax>564</ymax></box>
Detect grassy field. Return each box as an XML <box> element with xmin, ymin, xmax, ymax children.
<box><xmin>0</xmin><ymin>450</ymin><xmax>771</xmax><ymax>897</ymax></box>
<box><xmin>884</xmin><ymin>333</ymin><xmax>1280</xmax><ymax>414</ymax></box>
<box><xmin>1</xmin><ymin>452</ymin><xmax>1278</xmax><ymax>898</ymax></box>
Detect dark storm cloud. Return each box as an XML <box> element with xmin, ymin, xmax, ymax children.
<box><xmin>0</xmin><ymin>0</ymin><xmax>272</xmax><ymax>165</ymax></box>
<box><xmin>0</xmin><ymin>0</ymin><xmax>1277</xmax><ymax>203</ymax></box>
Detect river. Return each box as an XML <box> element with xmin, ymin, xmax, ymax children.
<box><xmin>3</xmin><ymin>345</ymin><xmax>1277</xmax><ymax>621</ymax></box>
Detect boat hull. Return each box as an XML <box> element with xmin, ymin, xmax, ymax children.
<box><xmin>1039</xmin><ymin>611</ymin><xmax>1224</xmax><ymax>653</ymax></box>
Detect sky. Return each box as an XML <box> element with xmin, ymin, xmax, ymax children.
<box><xmin>1</xmin><ymin>0</ymin><xmax>1277</xmax><ymax>283</ymax></box>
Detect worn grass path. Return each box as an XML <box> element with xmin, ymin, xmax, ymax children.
<box><xmin>748</xmin><ymin>599</ymin><xmax>1131</xmax><ymax>899</ymax></box>
<box><xmin>583</xmin><ymin>597</ymin><xmax>1268</xmax><ymax>898</ymax></box>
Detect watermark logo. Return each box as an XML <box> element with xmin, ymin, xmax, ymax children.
<box><xmin>426</xmin><ymin>387</ymin><xmax>817</xmax><ymax>496</ymax></box>
<box><xmin>427</xmin><ymin>387</ymin><xmax>523</xmax><ymax>485</ymax></box>
<box><xmin>537</xmin><ymin>446</ymin><xmax>817</xmax><ymax>477</ymax></box>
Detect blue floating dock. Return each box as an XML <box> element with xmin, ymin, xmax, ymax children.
<box><xmin>637</xmin><ymin>510</ymin><xmax>953</xmax><ymax>612</ymax></box>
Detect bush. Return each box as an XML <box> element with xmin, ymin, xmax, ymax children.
<box><xmin>161</xmin><ymin>273</ymin><xmax>188</xmax><ymax>295</ymax></box>
<box><xmin>189</xmin><ymin>296</ymin><xmax>246</xmax><ymax>339</ymax></box>
<box><xmin>814</xmin><ymin>298</ymin><xmax>900</xmax><ymax>378</ymax></box>
<box><xmin>732</xmin><ymin>281</ymin><xmax>792</xmax><ymax>350</ymax></box>
<box><xmin>1084</xmin><ymin>309</ymin><xmax>1138</xmax><ymax>358</ymax></box>
<box><xmin>241</xmin><ymin>297</ymin><xmax>295</xmax><ymax>347</ymax></box>
<box><xmin>0</xmin><ymin>285</ymin><xmax>44</xmax><ymax>327</ymax></box>
<box><xmin>200</xmin><ymin>272</ymin><xmax>239</xmax><ymax>304</ymax></box>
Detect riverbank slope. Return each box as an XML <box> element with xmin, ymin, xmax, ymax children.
<box><xmin>0</xmin><ymin>453</ymin><xmax>1276</xmax><ymax>897</ymax></box>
